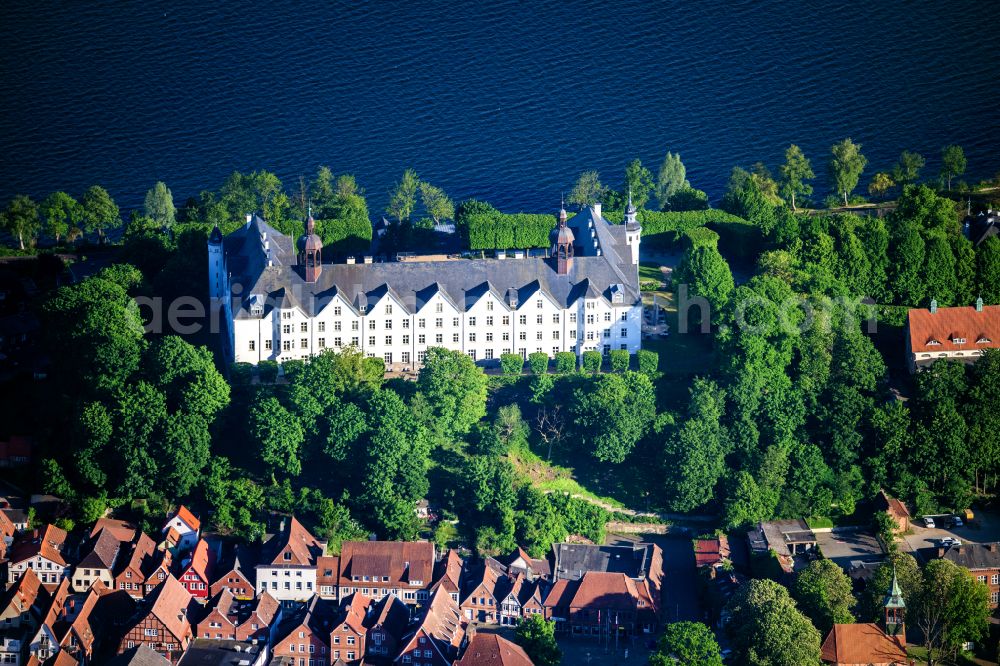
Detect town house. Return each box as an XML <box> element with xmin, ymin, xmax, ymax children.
<box><xmin>7</xmin><ymin>524</ymin><xmax>70</xmax><ymax>588</ymax></box>
<box><xmin>162</xmin><ymin>506</ymin><xmax>200</xmax><ymax>552</ymax></box>
<box><xmin>941</xmin><ymin>542</ymin><xmax>1000</xmax><ymax>607</ymax></box>
<box><xmin>454</xmin><ymin>633</ymin><xmax>534</xmax><ymax>666</ymax></box>
<box><xmin>337</xmin><ymin>541</ymin><xmax>434</xmax><ymax>605</ymax></box>
<box><xmin>329</xmin><ymin>592</ymin><xmax>370</xmax><ymax>664</ymax></box>
<box><xmin>363</xmin><ymin>594</ymin><xmax>410</xmax><ymax>663</ymax></box>
<box><xmin>177</xmin><ymin>539</ymin><xmax>213</xmax><ymax>600</ymax></box>
<box><xmin>73</xmin><ymin>528</ymin><xmax>126</xmax><ymax>592</ymax></box>
<box><xmin>905</xmin><ymin>299</ymin><xmax>1000</xmax><ymax>372</ymax></box>
<box><xmin>429</xmin><ymin>549</ymin><xmax>463</xmax><ymax>606</ymax></box>
<box><xmin>209</xmin><ymin>543</ymin><xmax>256</xmax><ymax>600</ymax></box>
<box><xmin>460</xmin><ymin>559</ymin><xmax>504</xmax><ymax>623</ymax></box>
<box><xmin>316</xmin><ymin>555</ymin><xmax>340</xmax><ymax>600</ymax></box>
<box><xmin>394</xmin><ymin>587</ymin><xmax>465</xmax><ymax>666</ymax></box>
<box><xmin>114</xmin><ymin>532</ymin><xmax>172</xmax><ymax>600</ymax></box>
<box><xmin>118</xmin><ymin>575</ymin><xmax>194</xmax><ymax>664</ymax></box>
<box><xmin>0</xmin><ymin>568</ymin><xmax>49</xmax><ymax>666</ymax></box>
<box><xmin>271</xmin><ymin>594</ymin><xmax>336</xmax><ymax>665</ymax></box>
<box><xmin>255</xmin><ymin>517</ymin><xmax>325</xmax><ymax>602</ymax></box>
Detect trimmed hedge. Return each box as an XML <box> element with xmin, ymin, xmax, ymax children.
<box><xmin>608</xmin><ymin>349</ymin><xmax>630</xmax><ymax>372</ymax></box>
<box><xmin>258</xmin><ymin>360</ymin><xmax>279</xmax><ymax>383</ymax></box>
<box><xmin>465</xmin><ymin>212</ymin><xmax>555</xmax><ymax>250</ymax></box>
<box><xmin>581</xmin><ymin>351</ymin><xmax>602</xmax><ymax>374</ymax></box>
<box><xmin>554</xmin><ymin>351</ymin><xmax>577</xmax><ymax>373</ymax></box>
<box><xmin>637</xmin><ymin>349</ymin><xmax>659</xmax><ymax>375</ymax></box>
<box><xmin>528</xmin><ymin>352</ymin><xmax>549</xmax><ymax>375</ymax></box>
<box><xmin>605</xmin><ymin>208</ymin><xmax>757</xmax><ymax>253</ymax></box>
<box><xmin>683</xmin><ymin>226</ymin><xmax>720</xmax><ymax>249</ymax></box>
<box><xmin>317</xmin><ymin>214</ymin><xmax>373</xmax><ymax>255</ymax></box>
<box><xmin>500</xmin><ymin>353</ymin><xmax>524</xmax><ymax>375</ymax></box>
<box><xmin>229</xmin><ymin>362</ymin><xmax>254</xmax><ymax>386</ymax></box>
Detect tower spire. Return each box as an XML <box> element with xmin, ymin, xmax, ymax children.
<box><xmin>883</xmin><ymin>566</ymin><xmax>906</xmax><ymax>638</ymax></box>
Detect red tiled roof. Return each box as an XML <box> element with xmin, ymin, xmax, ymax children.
<box><xmin>821</xmin><ymin>623</ymin><xmax>906</xmax><ymax>664</ymax></box>
<box><xmin>185</xmin><ymin>539</ymin><xmax>212</xmax><ymax>581</ymax></box>
<box><xmin>907</xmin><ymin>305</ymin><xmax>1000</xmax><ymax>354</ymax></box>
<box><xmin>1</xmin><ymin>567</ymin><xmax>47</xmax><ymax>615</ymax></box>
<box><xmin>339</xmin><ymin>540</ymin><xmax>434</xmax><ymax>586</ymax></box>
<box><xmin>61</xmin><ymin>585</ymin><xmax>103</xmax><ymax>654</ymax></box>
<box><xmin>250</xmin><ymin>591</ymin><xmax>280</xmax><ymax>627</ymax></box>
<box><xmin>8</xmin><ymin>524</ymin><xmax>68</xmax><ymax>566</ymax></box>
<box><xmin>90</xmin><ymin>518</ymin><xmax>138</xmax><ymax>542</ymax></box>
<box><xmin>542</xmin><ymin>579</ymin><xmax>577</xmax><ymax>611</ymax></box>
<box><xmin>456</xmin><ymin>633</ymin><xmax>535</xmax><ymax>666</ymax></box>
<box><xmin>266</xmin><ymin>516</ymin><xmax>324</xmax><ymax>566</ymax></box>
<box><xmin>77</xmin><ymin>528</ymin><xmax>126</xmax><ymax>571</ymax></box>
<box><xmin>432</xmin><ymin>549</ymin><xmax>463</xmax><ymax>594</ymax></box>
<box><xmin>694</xmin><ymin>537</ymin><xmax>729</xmax><ymax>568</ymax></box>
<box><xmin>0</xmin><ymin>510</ymin><xmax>15</xmax><ymax>538</ymax></box>
<box><xmin>173</xmin><ymin>505</ymin><xmax>200</xmax><ymax>532</ymax></box>
<box><xmin>569</xmin><ymin>572</ymin><xmax>645</xmax><ymax>611</ymax></box>
<box><xmin>316</xmin><ymin>555</ymin><xmax>340</xmax><ymax>586</ymax></box>
<box><xmin>144</xmin><ymin>575</ymin><xmax>193</xmax><ymax>642</ymax></box>
<box><xmin>340</xmin><ymin>592</ymin><xmax>372</xmax><ymax>633</ymax></box>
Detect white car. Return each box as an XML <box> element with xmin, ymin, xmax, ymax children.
<box><xmin>924</xmin><ymin>517</ymin><xmax>936</xmax><ymax>528</ymax></box>
<box><xmin>940</xmin><ymin>537</ymin><xmax>962</xmax><ymax>547</ymax></box>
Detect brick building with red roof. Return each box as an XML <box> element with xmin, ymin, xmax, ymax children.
<box><xmin>905</xmin><ymin>300</ymin><xmax>1000</xmax><ymax>372</ymax></box>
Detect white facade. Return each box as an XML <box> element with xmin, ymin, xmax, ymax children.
<box><xmin>255</xmin><ymin>565</ymin><xmax>317</xmax><ymax>602</ymax></box>
<box><xmin>214</xmin><ymin>204</ymin><xmax>644</xmax><ymax>369</ymax></box>
<box><xmin>8</xmin><ymin>555</ymin><xmax>68</xmax><ymax>586</ymax></box>
<box><xmin>231</xmin><ymin>290</ymin><xmax>641</xmax><ymax>368</ymax></box>
<box><xmin>162</xmin><ymin>515</ymin><xmax>199</xmax><ymax>551</ymax></box>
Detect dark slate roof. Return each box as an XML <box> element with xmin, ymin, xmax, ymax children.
<box><xmin>106</xmin><ymin>644</ymin><xmax>171</xmax><ymax>666</ymax></box>
<box><xmin>177</xmin><ymin>639</ymin><xmax>265</xmax><ymax>666</ymax></box>
<box><xmin>941</xmin><ymin>542</ymin><xmax>1000</xmax><ymax>570</ymax></box>
<box><xmin>223</xmin><ymin>208</ymin><xmax>639</xmax><ymax>320</ymax></box>
<box><xmin>553</xmin><ymin>543</ymin><xmax>656</xmax><ymax>581</ymax></box>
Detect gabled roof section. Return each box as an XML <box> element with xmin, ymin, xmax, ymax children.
<box><xmin>1</xmin><ymin>567</ymin><xmax>47</xmax><ymax>616</ymax></box>
<box><xmin>165</xmin><ymin>505</ymin><xmax>200</xmax><ymax>533</ymax></box>
<box><xmin>431</xmin><ymin>549</ymin><xmax>463</xmax><ymax>594</ymax></box>
<box><xmin>455</xmin><ymin>633</ymin><xmax>535</xmax><ymax>666</ymax></box>
<box><xmin>820</xmin><ymin>623</ymin><xmax>906</xmax><ymax>664</ymax></box>
<box><xmin>363</xmin><ymin>593</ymin><xmax>409</xmax><ymax>637</ymax></box>
<box><xmin>8</xmin><ymin>524</ymin><xmax>68</xmax><ymax>566</ymax></box>
<box><xmin>262</xmin><ymin>516</ymin><xmax>324</xmax><ymax>566</ymax></box>
<box><xmin>401</xmin><ymin>587</ymin><xmax>464</xmax><ymax>661</ymax></box>
<box><xmin>90</xmin><ymin>518</ymin><xmax>137</xmax><ymax>543</ymax></box>
<box><xmin>143</xmin><ymin>575</ymin><xmax>193</xmax><ymax>641</ymax></box>
<box><xmin>184</xmin><ymin>539</ymin><xmax>212</xmax><ymax>581</ymax></box>
<box><xmin>339</xmin><ymin>540</ymin><xmax>434</xmax><ymax>586</ymax></box>
<box><xmin>908</xmin><ymin>304</ymin><xmax>1000</xmax><ymax>354</ymax></box>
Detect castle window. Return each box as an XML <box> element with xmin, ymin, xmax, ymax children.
<box><xmin>386</xmin><ymin>304</ymin><xmax>393</xmax><ymax>315</ymax></box>
<box><xmin>318</xmin><ymin>322</ymin><xmax>325</xmax><ymax>332</ymax></box>
<box><xmin>953</xmin><ymin>337</ymin><xmax>967</xmax><ymax>344</ymax></box>
<box><xmin>385</xmin><ymin>336</ymin><xmax>392</xmax><ymax>346</ymax></box>
<box><xmin>453</xmin><ymin>317</ymin><xmax>460</xmax><ymax>327</ymax></box>
<box><xmin>403</xmin><ymin>319</ymin><xmax>410</xmax><ymax>329</ymax></box>
<box><xmin>319</xmin><ymin>338</ymin><xmax>326</xmax><ymax>348</ymax></box>
<box><xmin>536</xmin><ymin>315</ymin><xmax>543</xmax><ymax>324</ymax></box>
<box><xmin>419</xmin><ymin>335</ymin><xmax>426</xmax><ymax>344</ymax></box>
<box><xmin>435</xmin><ymin>318</ymin><xmax>443</xmax><ymax>328</ymax></box>
<box><xmin>436</xmin><ymin>303</ymin><xmax>443</xmax><ymax>313</ymax></box>
<box><xmin>369</xmin><ymin>320</ymin><xmax>376</xmax><ymax>330</ymax></box>
<box><xmin>283</xmin><ymin>325</ymin><xmax>291</xmax><ymax>334</ymax></box>
<box><xmin>487</xmin><ymin>301</ymin><xmax>494</xmax><ymax>311</ymax></box>
<box><xmin>570</xmin><ymin>313</ymin><xmax>577</xmax><ymax>324</ymax></box>
<box><xmin>249</xmin><ymin>340</ymin><xmax>255</xmax><ymax>351</ymax></box>
<box><xmin>436</xmin><ymin>334</ymin><xmax>443</xmax><ymax>344</ymax></box>
<box><xmin>301</xmin><ymin>323</ymin><xmax>308</xmax><ymax>333</ymax></box>
<box><xmin>519</xmin><ymin>315</ymin><xmax>527</xmax><ymax>325</ymax></box>
<box><xmin>402</xmin><ymin>352</ymin><xmax>410</xmax><ymax>363</ymax></box>
<box><xmin>283</xmin><ymin>341</ymin><xmax>291</xmax><ymax>351</ymax></box>
<box><xmin>604</xmin><ymin>312</ymin><xmax>612</xmax><ymax>322</ymax></box>
<box><xmin>300</xmin><ymin>339</ymin><xmax>308</xmax><ymax>349</ymax></box>
<box><xmin>469</xmin><ymin>317</ymin><xmax>476</xmax><ymax>327</ymax></box>
<box><xmin>403</xmin><ymin>335</ymin><xmax>410</xmax><ymax>344</ymax></box>
<box><xmin>503</xmin><ymin>316</ymin><xmax>510</xmax><ymax>326</ymax></box>
<box><xmin>334</xmin><ymin>306</ymin><xmax>342</xmax><ymax>316</ymax></box>
<box><xmin>369</xmin><ymin>336</ymin><xmax>376</xmax><ymax>346</ymax></box>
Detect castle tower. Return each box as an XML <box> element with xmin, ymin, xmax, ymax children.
<box><xmin>299</xmin><ymin>207</ymin><xmax>323</xmax><ymax>283</ymax></box>
<box><xmin>624</xmin><ymin>189</ymin><xmax>641</xmax><ymax>265</ymax></box>
<box><xmin>208</xmin><ymin>225</ymin><xmax>226</xmax><ymax>302</ymax></box>
<box><xmin>551</xmin><ymin>200</ymin><xmax>574</xmax><ymax>275</ymax></box>
<box><xmin>883</xmin><ymin>568</ymin><xmax>906</xmax><ymax>642</ymax></box>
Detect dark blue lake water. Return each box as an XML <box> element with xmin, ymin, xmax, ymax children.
<box><xmin>2</xmin><ymin>0</ymin><xmax>998</xmax><ymax>215</ymax></box>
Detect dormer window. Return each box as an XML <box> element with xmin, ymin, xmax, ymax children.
<box><xmin>978</xmin><ymin>336</ymin><xmax>992</xmax><ymax>344</ymax></box>
<box><xmin>927</xmin><ymin>338</ymin><xmax>941</xmax><ymax>346</ymax></box>
<box><xmin>284</xmin><ymin>552</ymin><xmax>292</xmax><ymax>561</ymax></box>
<box><xmin>953</xmin><ymin>337</ymin><xmax>967</xmax><ymax>344</ymax></box>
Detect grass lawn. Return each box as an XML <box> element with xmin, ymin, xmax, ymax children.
<box><xmin>906</xmin><ymin>646</ymin><xmax>984</xmax><ymax>665</ymax></box>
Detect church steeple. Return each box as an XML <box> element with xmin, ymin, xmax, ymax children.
<box><xmin>551</xmin><ymin>196</ymin><xmax>574</xmax><ymax>275</ymax></box>
<box><xmin>883</xmin><ymin>568</ymin><xmax>906</xmax><ymax>639</ymax></box>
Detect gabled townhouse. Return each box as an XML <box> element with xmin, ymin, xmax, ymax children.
<box><xmin>117</xmin><ymin>575</ymin><xmax>194</xmax><ymax>664</ymax></box>
<box><xmin>329</xmin><ymin>592</ymin><xmax>370</xmax><ymax>664</ymax></box>
<box><xmin>72</xmin><ymin>528</ymin><xmax>126</xmax><ymax>592</ymax></box>
<box><xmin>363</xmin><ymin>594</ymin><xmax>410</xmax><ymax>663</ymax></box>
<box><xmin>7</xmin><ymin>524</ymin><xmax>70</xmax><ymax>588</ymax></box>
<box><xmin>177</xmin><ymin>539</ymin><xmax>213</xmax><ymax>600</ymax></box>
<box><xmin>543</xmin><ymin>571</ymin><xmax>658</xmax><ymax>638</ymax></box>
<box><xmin>454</xmin><ymin>633</ymin><xmax>535</xmax><ymax>666</ymax></box>
<box><xmin>0</xmin><ymin>568</ymin><xmax>49</xmax><ymax>666</ymax></box>
<box><xmin>235</xmin><ymin>591</ymin><xmax>280</xmax><ymax>644</ymax></box>
<box><xmin>460</xmin><ymin>559</ymin><xmax>504</xmax><ymax>624</ymax></box>
<box><xmin>338</xmin><ymin>541</ymin><xmax>435</xmax><ymax>606</ymax></box>
<box><xmin>394</xmin><ymin>587</ymin><xmax>465</xmax><ymax>666</ymax></box>
<box><xmin>194</xmin><ymin>589</ymin><xmax>238</xmax><ymax>641</ymax></box>
<box><xmin>194</xmin><ymin>587</ymin><xmax>283</xmax><ymax>644</ymax></box>
<box><xmin>114</xmin><ymin>533</ymin><xmax>173</xmax><ymax>600</ymax></box>
<box><xmin>28</xmin><ymin>577</ymin><xmax>69</xmax><ymax>663</ymax></box>
<box><xmin>162</xmin><ymin>506</ymin><xmax>200</xmax><ymax>552</ymax></box>
<box><xmin>56</xmin><ymin>582</ymin><xmax>110</xmax><ymax>665</ymax></box>
<box><xmin>210</xmin><ymin>544</ymin><xmax>256</xmax><ymax>600</ymax></box>
<box><xmin>430</xmin><ymin>550</ymin><xmax>463</xmax><ymax>605</ymax></box>
<box><xmin>271</xmin><ymin>594</ymin><xmax>337</xmax><ymax>664</ymax></box>
<box><xmin>496</xmin><ymin>574</ymin><xmax>546</xmax><ymax>626</ymax></box>
<box><xmin>316</xmin><ymin>555</ymin><xmax>340</xmax><ymax>600</ymax></box>
<box><xmin>500</xmin><ymin>548</ymin><xmax>550</xmax><ymax>582</ymax></box>
<box><xmin>255</xmin><ymin>517</ymin><xmax>325</xmax><ymax>602</ymax></box>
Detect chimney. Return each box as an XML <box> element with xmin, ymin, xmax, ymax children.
<box><xmin>346</xmin><ymin>256</ymin><xmax>356</xmax><ymax>265</ymax></box>
<box><xmin>977</xmin><ymin>297</ymin><xmax>984</xmax><ymax>312</ymax></box>
<box><xmin>989</xmin><ymin>543</ymin><xmax>998</xmax><ymax>552</ymax></box>
<box><xmin>246</xmin><ymin>213</ymin><xmax>252</xmax><ymax>225</ymax></box>
<box><xmin>930</xmin><ymin>299</ymin><xmax>938</xmax><ymax>314</ymax></box>
<box><xmin>363</xmin><ymin>256</ymin><xmax>373</xmax><ymax>264</ymax></box>
<box><xmin>593</xmin><ymin>202</ymin><xmax>602</xmax><ymax>218</ymax></box>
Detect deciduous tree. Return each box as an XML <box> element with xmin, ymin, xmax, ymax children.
<box><xmin>792</xmin><ymin>559</ymin><xmax>855</xmax><ymax>634</ymax></box>
<box><xmin>624</xmin><ymin>158</ymin><xmax>654</xmax><ymax>209</ymax></box>
<box><xmin>893</xmin><ymin>151</ymin><xmax>926</xmax><ymax>186</ymax></box>
<box><xmin>387</xmin><ymin>168</ymin><xmax>419</xmax><ymax>222</ymax></box>
<box><xmin>416</xmin><ymin>347</ymin><xmax>488</xmax><ymax>439</ymax></box>
<box><xmin>650</xmin><ymin>622</ymin><xmax>723</xmax><ymax>666</ymax></box>
<box><xmin>941</xmin><ymin>144</ymin><xmax>967</xmax><ymax>190</ymax></box>
<box><xmin>868</xmin><ymin>172</ymin><xmax>895</xmax><ymax>200</ymax></box>
<box><xmin>779</xmin><ymin>144</ymin><xmax>814</xmax><ymax>210</ymax></box>
<box><xmin>144</xmin><ymin>181</ymin><xmax>176</xmax><ymax>227</ymax></box>
<box><xmin>2</xmin><ymin>195</ymin><xmax>40</xmax><ymax>249</ymax></box>
<box><xmin>656</xmin><ymin>151</ymin><xmax>690</xmax><ymax>210</ymax></box>
<box><xmin>567</xmin><ymin>170</ymin><xmax>606</xmax><ymax>209</ymax></box>
<box><xmin>828</xmin><ymin>138</ymin><xmax>868</xmax><ymax>206</ymax></box>
<box><xmin>419</xmin><ymin>182</ymin><xmax>454</xmax><ymax>224</ymax></box>
<box><xmin>514</xmin><ymin>615</ymin><xmax>561</xmax><ymax>666</ymax></box>
<box><xmin>40</xmin><ymin>191</ymin><xmax>80</xmax><ymax>243</ymax></box>
<box><xmin>81</xmin><ymin>185</ymin><xmax>120</xmax><ymax>241</ymax></box>
<box><xmin>725</xmin><ymin>579</ymin><xmax>822</xmax><ymax>666</ymax></box>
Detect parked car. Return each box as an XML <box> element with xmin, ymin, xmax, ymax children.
<box><xmin>924</xmin><ymin>516</ymin><xmax>936</xmax><ymax>528</ymax></box>
<box><xmin>940</xmin><ymin>537</ymin><xmax>962</xmax><ymax>547</ymax></box>
<box><xmin>953</xmin><ymin>516</ymin><xmax>964</xmax><ymax>527</ymax></box>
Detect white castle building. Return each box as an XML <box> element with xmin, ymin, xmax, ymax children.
<box><xmin>208</xmin><ymin>199</ymin><xmax>643</xmax><ymax>369</ymax></box>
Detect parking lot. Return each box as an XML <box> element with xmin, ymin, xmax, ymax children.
<box><xmin>902</xmin><ymin>512</ymin><xmax>1000</xmax><ymax>562</ymax></box>
<box><xmin>815</xmin><ymin>530</ymin><xmax>885</xmax><ymax>570</ymax></box>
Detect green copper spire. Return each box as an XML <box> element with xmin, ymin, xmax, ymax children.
<box><xmin>884</xmin><ymin>568</ymin><xmax>906</xmax><ymax>609</ymax></box>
